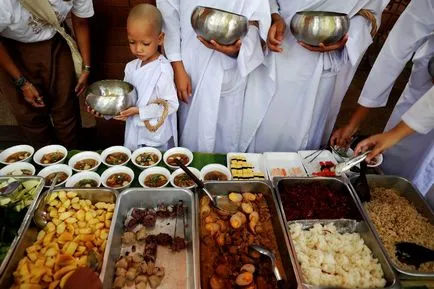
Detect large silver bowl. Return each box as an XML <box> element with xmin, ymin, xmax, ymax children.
<box><xmin>85</xmin><ymin>80</ymin><xmax>136</xmax><ymax>116</ymax></box>
<box><xmin>191</xmin><ymin>6</ymin><xmax>248</xmax><ymax>45</ymax></box>
<box><xmin>290</xmin><ymin>11</ymin><xmax>349</xmax><ymax>46</ymax></box>
<box><xmin>428</xmin><ymin>56</ymin><xmax>434</xmax><ymax>78</ymax></box>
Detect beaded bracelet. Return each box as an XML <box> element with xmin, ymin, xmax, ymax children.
<box><xmin>15</xmin><ymin>76</ymin><xmax>28</xmax><ymax>90</ymax></box>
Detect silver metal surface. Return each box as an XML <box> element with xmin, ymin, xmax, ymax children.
<box><xmin>275</xmin><ymin>177</ymin><xmax>399</xmax><ymax>289</ymax></box>
<box><xmin>0</xmin><ymin>188</ymin><xmax>117</xmax><ymax>288</ymax></box>
<box><xmin>349</xmin><ymin>175</ymin><xmax>434</xmax><ymax>279</ymax></box>
<box><xmin>100</xmin><ymin>188</ymin><xmax>199</xmax><ymax>289</ymax></box>
<box><xmin>191</xmin><ymin>6</ymin><xmax>248</xmax><ymax>45</ymax></box>
<box><xmin>290</xmin><ymin>11</ymin><xmax>350</xmax><ymax>46</ymax></box>
<box><xmin>0</xmin><ymin>176</ymin><xmax>44</xmax><ymax>277</ymax></box>
<box><xmin>287</xmin><ymin>218</ymin><xmax>399</xmax><ymax>289</ymax></box>
<box><xmin>85</xmin><ymin>80</ymin><xmax>136</xmax><ymax>116</ymax></box>
<box><xmin>250</xmin><ymin>244</ymin><xmax>283</xmax><ymax>281</ymax></box>
<box><xmin>334</xmin><ymin>151</ymin><xmax>369</xmax><ymax>175</ymax></box>
<box><xmin>429</xmin><ymin>56</ymin><xmax>434</xmax><ymax>78</ymax></box>
<box><xmin>199</xmin><ymin>181</ymin><xmax>300</xmax><ymax>288</ymax></box>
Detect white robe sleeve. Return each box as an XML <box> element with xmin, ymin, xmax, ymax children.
<box><xmin>344</xmin><ymin>15</ymin><xmax>372</xmax><ymax>66</ymax></box>
<box><xmin>157</xmin><ymin>0</ymin><xmax>181</xmax><ymax>62</ymax></box>
<box><xmin>402</xmin><ymin>86</ymin><xmax>434</xmax><ymax>134</ymax></box>
<box><xmin>137</xmin><ymin>72</ymin><xmax>179</xmax><ymax>124</ymax></box>
<box><xmin>269</xmin><ymin>0</ymin><xmax>279</xmax><ymax>14</ymax></box>
<box><xmin>358</xmin><ymin>0</ymin><xmax>434</xmax><ymax>108</ymax></box>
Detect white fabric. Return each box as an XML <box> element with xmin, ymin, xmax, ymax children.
<box><xmin>402</xmin><ymin>86</ymin><xmax>434</xmax><ymax>135</ymax></box>
<box><xmin>123</xmin><ymin>56</ymin><xmax>179</xmax><ymax>151</ymax></box>
<box><xmin>357</xmin><ymin>0</ymin><xmax>434</xmax><ymax>195</ymax></box>
<box><xmin>240</xmin><ymin>0</ymin><xmax>386</xmax><ymax>153</ymax></box>
<box><xmin>158</xmin><ymin>0</ymin><xmax>271</xmax><ymax>153</ymax></box>
<box><xmin>0</xmin><ymin>0</ymin><xmax>93</xmax><ymax>43</ymax></box>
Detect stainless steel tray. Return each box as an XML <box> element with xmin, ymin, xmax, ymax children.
<box><xmin>349</xmin><ymin>175</ymin><xmax>434</xmax><ymax>279</ymax></box>
<box><xmin>0</xmin><ymin>176</ymin><xmax>44</xmax><ymax>277</ymax></box>
<box><xmin>275</xmin><ymin>177</ymin><xmax>399</xmax><ymax>289</ymax></box>
<box><xmin>198</xmin><ymin>181</ymin><xmax>300</xmax><ymax>289</ymax></box>
<box><xmin>287</xmin><ymin>219</ymin><xmax>400</xmax><ymax>289</ymax></box>
<box><xmin>0</xmin><ymin>187</ymin><xmax>118</xmax><ymax>288</ymax></box>
<box><xmin>101</xmin><ymin>188</ymin><xmax>199</xmax><ymax>289</ymax></box>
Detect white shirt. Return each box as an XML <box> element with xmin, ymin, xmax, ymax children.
<box><xmin>402</xmin><ymin>86</ymin><xmax>434</xmax><ymax>135</ymax></box>
<box><xmin>0</xmin><ymin>0</ymin><xmax>94</xmax><ymax>43</ymax></box>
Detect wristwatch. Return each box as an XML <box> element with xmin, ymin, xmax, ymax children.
<box><xmin>14</xmin><ymin>76</ymin><xmax>28</xmax><ymax>90</ymax></box>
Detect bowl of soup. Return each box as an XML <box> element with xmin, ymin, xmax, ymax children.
<box><xmin>34</xmin><ymin>145</ymin><xmax>67</xmax><ymax>167</ymax></box>
<box><xmin>66</xmin><ymin>171</ymin><xmax>101</xmax><ymax>188</ymax></box>
<box><xmin>163</xmin><ymin>147</ymin><xmax>193</xmax><ymax>170</ymax></box>
<box><xmin>101</xmin><ymin>165</ymin><xmax>134</xmax><ymax>190</ymax></box>
<box><xmin>38</xmin><ymin>164</ymin><xmax>72</xmax><ymax>187</ymax></box>
<box><xmin>0</xmin><ymin>144</ymin><xmax>34</xmax><ymax>165</ymax></box>
<box><xmin>101</xmin><ymin>146</ymin><xmax>131</xmax><ymax>167</ymax></box>
<box><xmin>201</xmin><ymin>164</ymin><xmax>231</xmax><ymax>181</ymax></box>
<box><xmin>139</xmin><ymin>167</ymin><xmax>170</xmax><ymax>188</ymax></box>
<box><xmin>131</xmin><ymin>147</ymin><xmax>162</xmax><ymax>169</ymax></box>
<box><xmin>0</xmin><ymin>162</ymin><xmax>36</xmax><ymax>176</ymax></box>
<box><xmin>170</xmin><ymin>167</ymin><xmax>201</xmax><ymax>189</ymax></box>
<box><xmin>68</xmin><ymin>151</ymin><xmax>101</xmax><ymax>172</ymax></box>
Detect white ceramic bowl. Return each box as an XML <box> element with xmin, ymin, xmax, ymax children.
<box><xmin>201</xmin><ymin>164</ymin><xmax>232</xmax><ymax>181</ymax></box>
<box><xmin>101</xmin><ymin>165</ymin><xmax>134</xmax><ymax>190</ymax></box>
<box><xmin>33</xmin><ymin>145</ymin><xmax>68</xmax><ymax>167</ymax></box>
<box><xmin>0</xmin><ymin>144</ymin><xmax>34</xmax><ymax>165</ymax></box>
<box><xmin>37</xmin><ymin>164</ymin><xmax>72</xmax><ymax>188</ymax></box>
<box><xmin>367</xmin><ymin>153</ymin><xmax>383</xmax><ymax>168</ymax></box>
<box><xmin>0</xmin><ymin>162</ymin><xmax>36</xmax><ymax>176</ymax></box>
<box><xmin>163</xmin><ymin>147</ymin><xmax>194</xmax><ymax>170</ymax></box>
<box><xmin>131</xmin><ymin>147</ymin><xmax>162</xmax><ymax>169</ymax></box>
<box><xmin>68</xmin><ymin>151</ymin><xmax>102</xmax><ymax>172</ymax></box>
<box><xmin>170</xmin><ymin>167</ymin><xmax>201</xmax><ymax>189</ymax></box>
<box><xmin>138</xmin><ymin>167</ymin><xmax>171</xmax><ymax>188</ymax></box>
<box><xmin>101</xmin><ymin>146</ymin><xmax>131</xmax><ymax>167</ymax></box>
<box><xmin>65</xmin><ymin>171</ymin><xmax>101</xmax><ymax>188</ymax></box>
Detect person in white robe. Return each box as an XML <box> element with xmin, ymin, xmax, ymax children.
<box><xmin>331</xmin><ymin>0</ymin><xmax>434</xmax><ymax>195</ymax></box>
<box><xmin>240</xmin><ymin>0</ymin><xmax>388</xmax><ymax>153</ymax></box>
<box><xmin>157</xmin><ymin>0</ymin><xmax>271</xmax><ymax>153</ymax></box>
<box><xmin>89</xmin><ymin>4</ymin><xmax>178</xmax><ymax>151</ymax></box>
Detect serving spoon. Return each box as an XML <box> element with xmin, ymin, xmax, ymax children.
<box><xmin>0</xmin><ymin>181</ymin><xmax>20</xmax><ymax>197</ymax></box>
<box><xmin>175</xmin><ymin>159</ymin><xmax>238</xmax><ymax>213</ymax></box>
<box><xmin>395</xmin><ymin>242</ymin><xmax>434</xmax><ymax>268</ymax></box>
<box><xmin>352</xmin><ymin>160</ymin><xmax>371</xmax><ymax>202</ymax></box>
<box><xmin>250</xmin><ymin>245</ymin><xmax>286</xmax><ymax>289</ymax></box>
<box><xmin>33</xmin><ymin>174</ymin><xmax>59</xmax><ymax>229</ymax></box>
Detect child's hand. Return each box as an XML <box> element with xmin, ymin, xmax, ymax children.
<box><xmin>197</xmin><ymin>36</ymin><xmax>242</xmax><ymax>58</ymax></box>
<box><xmin>268</xmin><ymin>13</ymin><xmax>286</xmax><ymax>52</ymax></box>
<box><xmin>113</xmin><ymin>107</ymin><xmax>139</xmax><ymax>121</ymax></box>
<box><xmin>299</xmin><ymin>34</ymin><xmax>348</xmax><ymax>52</ymax></box>
<box><xmin>172</xmin><ymin>61</ymin><xmax>192</xmax><ymax>103</ymax></box>
<box><xmin>86</xmin><ymin>102</ymin><xmax>103</xmax><ymax>118</ymax></box>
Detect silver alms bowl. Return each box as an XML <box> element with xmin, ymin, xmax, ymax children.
<box><xmin>191</xmin><ymin>6</ymin><xmax>248</xmax><ymax>45</ymax></box>
<box><xmin>290</xmin><ymin>11</ymin><xmax>350</xmax><ymax>46</ymax></box>
<box><xmin>85</xmin><ymin>80</ymin><xmax>136</xmax><ymax>116</ymax></box>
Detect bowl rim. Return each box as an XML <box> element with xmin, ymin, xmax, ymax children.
<box><xmin>367</xmin><ymin>153</ymin><xmax>383</xmax><ymax>168</ymax></box>
<box><xmin>100</xmin><ymin>146</ymin><xmax>132</xmax><ymax>167</ymax></box>
<box><xmin>163</xmin><ymin>147</ymin><xmax>194</xmax><ymax>169</ymax></box>
<box><xmin>0</xmin><ymin>162</ymin><xmax>36</xmax><ymax>176</ymax></box>
<box><xmin>170</xmin><ymin>167</ymin><xmax>201</xmax><ymax>189</ymax></box>
<box><xmin>100</xmin><ymin>165</ymin><xmax>135</xmax><ymax>189</ymax></box>
<box><xmin>65</xmin><ymin>171</ymin><xmax>102</xmax><ymax>188</ymax></box>
<box><xmin>86</xmin><ymin>79</ymin><xmax>135</xmax><ymax>94</ymax></box>
<box><xmin>37</xmin><ymin>164</ymin><xmax>72</xmax><ymax>187</ymax></box>
<box><xmin>68</xmin><ymin>151</ymin><xmax>102</xmax><ymax>172</ymax></box>
<box><xmin>294</xmin><ymin>11</ymin><xmax>348</xmax><ymax>17</ymax></box>
<box><xmin>192</xmin><ymin>5</ymin><xmax>247</xmax><ymax>18</ymax></box>
<box><xmin>138</xmin><ymin>167</ymin><xmax>171</xmax><ymax>188</ymax></box>
<box><xmin>131</xmin><ymin>147</ymin><xmax>162</xmax><ymax>169</ymax></box>
<box><xmin>0</xmin><ymin>144</ymin><xmax>35</xmax><ymax>165</ymax></box>
<box><xmin>201</xmin><ymin>163</ymin><xmax>232</xmax><ymax>181</ymax></box>
<box><xmin>33</xmin><ymin>145</ymin><xmax>68</xmax><ymax>167</ymax></box>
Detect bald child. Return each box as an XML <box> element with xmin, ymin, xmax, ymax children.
<box><xmin>112</xmin><ymin>4</ymin><xmax>179</xmax><ymax>151</ymax></box>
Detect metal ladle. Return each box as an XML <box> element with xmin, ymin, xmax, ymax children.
<box><xmin>33</xmin><ymin>174</ymin><xmax>59</xmax><ymax>229</ymax></box>
<box><xmin>396</xmin><ymin>242</ymin><xmax>434</xmax><ymax>269</ymax></box>
<box><xmin>175</xmin><ymin>159</ymin><xmax>238</xmax><ymax>213</ymax></box>
<box><xmin>250</xmin><ymin>245</ymin><xmax>286</xmax><ymax>289</ymax></box>
<box><xmin>0</xmin><ymin>181</ymin><xmax>20</xmax><ymax>197</ymax></box>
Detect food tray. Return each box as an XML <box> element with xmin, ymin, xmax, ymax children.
<box><xmin>197</xmin><ymin>181</ymin><xmax>299</xmax><ymax>289</ymax></box>
<box><xmin>349</xmin><ymin>175</ymin><xmax>434</xmax><ymax>279</ymax></box>
<box><xmin>263</xmin><ymin>152</ymin><xmax>307</xmax><ymax>182</ymax></box>
<box><xmin>286</xmin><ymin>219</ymin><xmax>400</xmax><ymax>289</ymax></box>
<box><xmin>0</xmin><ymin>176</ymin><xmax>44</xmax><ymax>277</ymax></box>
<box><xmin>226</xmin><ymin>153</ymin><xmax>267</xmax><ymax>180</ymax></box>
<box><xmin>101</xmin><ymin>188</ymin><xmax>199</xmax><ymax>289</ymax></box>
<box><xmin>297</xmin><ymin>150</ymin><xmax>337</xmax><ymax>176</ymax></box>
<box><xmin>0</xmin><ymin>188</ymin><xmax>118</xmax><ymax>288</ymax></box>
